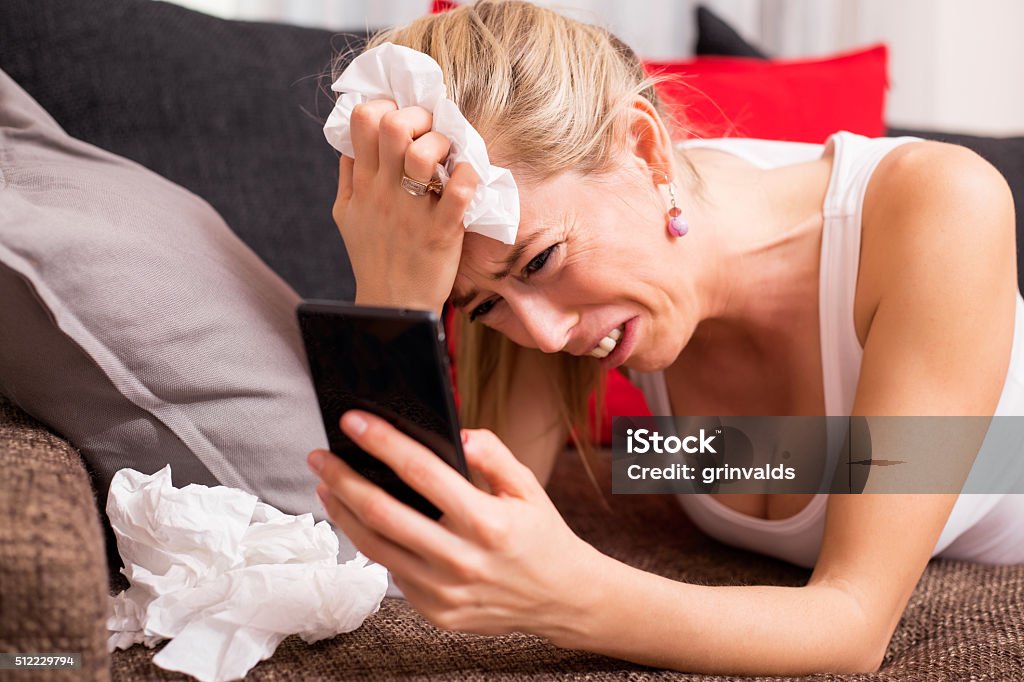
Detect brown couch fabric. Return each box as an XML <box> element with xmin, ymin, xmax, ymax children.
<box><xmin>2</xmin><ymin>395</ymin><xmax>1022</xmax><ymax>680</ymax></box>
<box><xmin>0</xmin><ymin>398</ymin><xmax>111</xmax><ymax>682</ymax></box>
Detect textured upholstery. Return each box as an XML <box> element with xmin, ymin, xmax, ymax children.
<box><xmin>0</xmin><ymin>398</ymin><xmax>111</xmax><ymax>682</ymax></box>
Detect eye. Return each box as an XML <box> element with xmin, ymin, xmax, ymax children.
<box><xmin>524</xmin><ymin>244</ymin><xmax>557</xmax><ymax>277</ymax></box>
<box><xmin>469</xmin><ymin>243</ymin><xmax>561</xmax><ymax>322</ymax></box>
<box><xmin>469</xmin><ymin>298</ymin><xmax>497</xmax><ymax>322</ymax></box>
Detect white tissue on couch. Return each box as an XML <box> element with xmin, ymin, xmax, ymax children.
<box><xmin>105</xmin><ymin>464</ymin><xmax>388</xmax><ymax>682</ymax></box>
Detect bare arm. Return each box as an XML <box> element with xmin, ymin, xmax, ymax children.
<box><xmin>553</xmin><ymin>562</ymin><xmax>872</xmax><ymax>674</ymax></box>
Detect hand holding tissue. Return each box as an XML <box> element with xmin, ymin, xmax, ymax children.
<box><xmin>323</xmin><ymin>42</ymin><xmax>520</xmax><ymax>245</ymax></box>
<box><xmin>105</xmin><ymin>465</ymin><xmax>388</xmax><ymax>682</ymax></box>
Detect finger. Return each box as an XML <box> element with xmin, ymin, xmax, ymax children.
<box><xmin>435</xmin><ymin>162</ymin><xmax>479</xmax><ymax>227</ymax></box>
<box><xmin>349</xmin><ymin>99</ymin><xmax>398</xmax><ymax>180</ymax></box>
<box><xmin>461</xmin><ymin>429</ymin><xmax>539</xmax><ymax>500</ymax></box>
<box><xmin>339</xmin><ymin>410</ymin><xmax>487</xmax><ymax>521</ymax></box>
<box><xmin>335</xmin><ymin>153</ymin><xmax>356</xmax><ymax>206</ymax></box>
<box><xmin>316</xmin><ymin>481</ymin><xmax>433</xmax><ymax>579</ymax></box>
<box><xmin>404</xmin><ymin>131</ymin><xmax>451</xmax><ymax>186</ymax></box>
<box><xmin>311</xmin><ymin>445</ymin><xmax>468</xmax><ymax>562</ymax></box>
<box><xmin>377</xmin><ymin>106</ymin><xmax>433</xmax><ymax>179</ymax></box>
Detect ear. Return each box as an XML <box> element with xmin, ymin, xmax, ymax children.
<box><xmin>624</xmin><ymin>95</ymin><xmax>676</xmax><ymax>186</ymax></box>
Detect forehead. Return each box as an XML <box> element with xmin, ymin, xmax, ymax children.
<box><xmin>450</xmin><ymin>174</ymin><xmax>579</xmax><ymax>307</ymax></box>
<box><xmin>459</xmin><ymin>173</ymin><xmax>577</xmax><ymax>269</ymax></box>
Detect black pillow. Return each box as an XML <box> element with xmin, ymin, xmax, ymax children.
<box><xmin>0</xmin><ymin>0</ymin><xmax>366</xmax><ymax>300</ymax></box>
<box><xmin>695</xmin><ymin>5</ymin><xmax>768</xmax><ymax>58</ymax></box>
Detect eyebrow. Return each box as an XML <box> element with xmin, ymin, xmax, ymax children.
<box><xmin>451</xmin><ymin>231</ymin><xmax>546</xmax><ymax>312</ymax></box>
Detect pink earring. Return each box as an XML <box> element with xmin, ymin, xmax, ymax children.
<box><xmin>664</xmin><ymin>175</ymin><xmax>689</xmax><ymax>237</ymax></box>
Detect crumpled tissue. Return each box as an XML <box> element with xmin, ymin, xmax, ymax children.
<box><xmin>106</xmin><ymin>465</ymin><xmax>388</xmax><ymax>682</ymax></box>
<box><xmin>324</xmin><ymin>41</ymin><xmax>520</xmax><ymax>245</ymax></box>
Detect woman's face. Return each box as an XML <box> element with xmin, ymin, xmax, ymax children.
<box><xmin>451</xmin><ymin>162</ymin><xmax>700</xmax><ymax>372</ymax></box>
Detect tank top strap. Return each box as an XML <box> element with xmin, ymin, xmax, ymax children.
<box><xmin>818</xmin><ymin>131</ymin><xmax>924</xmax><ymax>416</ymax></box>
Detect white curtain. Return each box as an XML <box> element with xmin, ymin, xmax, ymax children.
<box><xmin>757</xmin><ymin>0</ymin><xmax>1024</xmax><ymax>134</ymax></box>
<box><xmin>167</xmin><ymin>0</ymin><xmax>432</xmax><ymax>31</ymax></box>
<box><xmin>526</xmin><ymin>0</ymin><xmax>760</xmax><ymax>61</ymax></box>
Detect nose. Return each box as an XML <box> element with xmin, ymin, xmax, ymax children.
<box><xmin>507</xmin><ymin>294</ymin><xmax>574</xmax><ymax>354</ymax></box>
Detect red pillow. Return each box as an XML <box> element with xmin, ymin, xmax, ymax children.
<box><xmin>586</xmin><ymin>370</ymin><xmax>651</xmax><ymax>444</ymax></box>
<box><xmin>644</xmin><ymin>44</ymin><xmax>889</xmax><ymax>143</ymax></box>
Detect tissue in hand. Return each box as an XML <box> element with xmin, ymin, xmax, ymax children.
<box><xmin>106</xmin><ymin>465</ymin><xmax>388</xmax><ymax>682</ymax></box>
<box><xmin>324</xmin><ymin>41</ymin><xmax>520</xmax><ymax>245</ymax></box>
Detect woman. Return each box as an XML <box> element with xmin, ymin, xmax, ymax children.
<box><xmin>305</xmin><ymin>0</ymin><xmax>1023</xmax><ymax>675</ymax></box>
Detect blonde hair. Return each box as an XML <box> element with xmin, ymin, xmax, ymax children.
<box><xmin>337</xmin><ymin>0</ymin><xmax>696</xmax><ymax>504</ymax></box>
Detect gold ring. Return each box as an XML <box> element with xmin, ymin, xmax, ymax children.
<box><xmin>401</xmin><ymin>175</ymin><xmax>444</xmax><ymax>196</ymax></box>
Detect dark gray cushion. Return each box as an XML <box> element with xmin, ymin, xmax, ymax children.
<box><xmin>0</xmin><ymin>68</ymin><xmax>357</xmax><ymax>574</ymax></box>
<box><xmin>694</xmin><ymin>5</ymin><xmax>768</xmax><ymax>58</ymax></box>
<box><xmin>0</xmin><ymin>0</ymin><xmax>365</xmax><ymax>300</ymax></box>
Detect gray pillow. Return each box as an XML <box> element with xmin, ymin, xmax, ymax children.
<box><xmin>0</xmin><ymin>68</ymin><xmax>358</xmax><ymax>569</ymax></box>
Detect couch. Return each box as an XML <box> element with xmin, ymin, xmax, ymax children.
<box><xmin>2</xmin><ymin>0</ymin><xmax>1023</xmax><ymax>680</ymax></box>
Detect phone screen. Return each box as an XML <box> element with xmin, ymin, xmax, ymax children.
<box><xmin>297</xmin><ymin>300</ymin><xmax>468</xmax><ymax>520</ymax></box>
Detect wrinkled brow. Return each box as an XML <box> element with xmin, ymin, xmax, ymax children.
<box><xmin>450</xmin><ymin>230</ymin><xmax>546</xmax><ymax>311</ymax></box>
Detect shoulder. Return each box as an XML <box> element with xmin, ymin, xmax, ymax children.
<box><xmin>863</xmin><ymin>139</ymin><xmax>1014</xmax><ymax>242</ymax></box>
<box><xmin>859</xmin><ymin>139</ymin><xmax>1016</xmax><ymax>318</ymax></box>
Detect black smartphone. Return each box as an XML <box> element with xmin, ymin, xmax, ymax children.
<box><xmin>297</xmin><ymin>300</ymin><xmax>469</xmax><ymax>520</ymax></box>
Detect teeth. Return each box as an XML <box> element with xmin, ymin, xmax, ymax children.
<box><xmin>587</xmin><ymin>324</ymin><xmax>625</xmax><ymax>358</ymax></box>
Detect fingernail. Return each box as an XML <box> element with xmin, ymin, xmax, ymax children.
<box><xmin>461</xmin><ymin>429</ymin><xmax>470</xmax><ymax>445</ymax></box>
<box><xmin>308</xmin><ymin>450</ymin><xmax>326</xmax><ymax>474</ymax></box>
<box><xmin>342</xmin><ymin>411</ymin><xmax>368</xmax><ymax>436</ymax></box>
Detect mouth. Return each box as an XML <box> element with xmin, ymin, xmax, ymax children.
<box><xmin>587</xmin><ymin>316</ymin><xmax>639</xmax><ymax>369</ymax></box>
<box><xmin>586</xmin><ymin>323</ymin><xmax>623</xmax><ymax>359</ymax></box>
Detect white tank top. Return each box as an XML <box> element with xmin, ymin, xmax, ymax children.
<box><xmin>625</xmin><ymin>130</ymin><xmax>1024</xmax><ymax>567</ymax></box>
